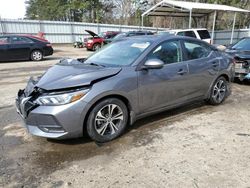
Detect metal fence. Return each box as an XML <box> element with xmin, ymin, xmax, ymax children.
<box><xmin>0</xmin><ymin>18</ymin><xmax>250</xmax><ymax>45</ymax></box>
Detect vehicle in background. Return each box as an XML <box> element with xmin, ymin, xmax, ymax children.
<box><xmin>16</xmin><ymin>35</ymin><xmax>233</xmax><ymax>142</ymax></box>
<box><xmin>111</xmin><ymin>30</ymin><xmax>154</xmax><ymax>43</ymax></box>
<box><xmin>84</xmin><ymin>30</ymin><xmax>120</xmax><ymax>51</ymax></box>
<box><xmin>73</xmin><ymin>37</ymin><xmax>84</xmax><ymax>48</ymax></box>
<box><xmin>159</xmin><ymin>28</ymin><xmax>211</xmax><ymax>44</ymax></box>
<box><xmin>0</xmin><ymin>35</ymin><xmax>53</xmax><ymax>62</ymax></box>
<box><xmin>225</xmin><ymin>37</ymin><xmax>250</xmax><ymax>81</ymax></box>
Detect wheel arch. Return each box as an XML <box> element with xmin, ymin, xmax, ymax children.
<box><xmin>30</xmin><ymin>48</ymin><xmax>44</xmax><ymax>60</ymax></box>
<box><xmin>205</xmin><ymin>73</ymin><xmax>231</xmax><ymax>100</ymax></box>
<box><xmin>82</xmin><ymin>94</ymin><xmax>134</xmax><ymax>136</ymax></box>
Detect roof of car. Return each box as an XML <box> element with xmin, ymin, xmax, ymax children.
<box><xmin>116</xmin><ymin>34</ymin><xmax>216</xmax><ymax>48</ymax></box>
<box><xmin>167</xmin><ymin>28</ymin><xmax>208</xmax><ymax>33</ymax></box>
<box><xmin>0</xmin><ymin>34</ymin><xmax>49</xmax><ymax>42</ymax></box>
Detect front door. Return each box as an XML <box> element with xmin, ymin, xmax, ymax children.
<box><xmin>138</xmin><ymin>40</ymin><xmax>192</xmax><ymax>114</ymax></box>
<box><xmin>8</xmin><ymin>36</ymin><xmax>33</xmax><ymax>60</ymax></box>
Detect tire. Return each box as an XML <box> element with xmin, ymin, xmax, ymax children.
<box><xmin>86</xmin><ymin>98</ymin><xmax>128</xmax><ymax>143</ymax></box>
<box><xmin>31</xmin><ymin>50</ymin><xmax>43</xmax><ymax>61</ymax></box>
<box><xmin>208</xmin><ymin>76</ymin><xmax>229</xmax><ymax>105</ymax></box>
<box><xmin>92</xmin><ymin>43</ymin><xmax>101</xmax><ymax>51</ymax></box>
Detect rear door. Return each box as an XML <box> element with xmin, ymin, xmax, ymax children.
<box><xmin>8</xmin><ymin>36</ymin><xmax>34</xmax><ymax>60</ymax></box>
<box><xmin>0</xmin><ymin>36</ymin><xmax>10</xmax><ymax>61</ymax></box>
<box><xmin>181</xmin><ymin>39</ymin><xmax>219</xmax><ymax>97</ymax></box>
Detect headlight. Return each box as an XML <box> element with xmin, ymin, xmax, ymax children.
<box><xmin>87</xmin><ymin>40</ymin><xmax>93</xmax><ymax>43</ymax></box>
<box><xmin>35</xmin><ymin>89</ymin><xmax>89</xmax><ymax>106</ymax></box>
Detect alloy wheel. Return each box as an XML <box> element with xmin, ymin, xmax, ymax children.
<box><xmin>212</xmin><ymin>79</ymin><xmax>226</xmax><ymax>103</ymax></box>
<box><xmin>94</xmin><ymin>104</ymin><xmax>124</xmax><ymax>136</ymax></box>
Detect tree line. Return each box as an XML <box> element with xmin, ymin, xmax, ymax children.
<box><xmin>25</xmin><ymin>0</ymin><xmax>250</xmax><ymax>30</ymax></box>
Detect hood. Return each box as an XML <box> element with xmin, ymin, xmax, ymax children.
<box><xmin>226</xmin><ymin>49</ymin><xmax>250</xmax><ymax>60</ymax></box>
<box><xmin>85</xmin><ymin>30</ymin><xmax>99</xmax><ymax>38</ymax></box>
<box><xmin>33</xmin><ymin>59</ymin><xmax>121</xmax><ymax>91</ymax></box>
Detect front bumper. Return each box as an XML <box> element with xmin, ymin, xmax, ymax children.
<box><xmin>16</xmin><ymin>91</ymin><xmax>90</xmax><ymax>139</ymax></box>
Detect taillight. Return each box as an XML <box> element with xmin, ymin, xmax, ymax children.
<box><xmin>46</xmin><ymin>43</ymin><xmax>52</xmax><ymax>47</ymax></box>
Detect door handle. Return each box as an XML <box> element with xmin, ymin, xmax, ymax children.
<box><xmin>177</xmin><ymin>69</ymin><xmax>187</xmax><ymax>75</ymax></box>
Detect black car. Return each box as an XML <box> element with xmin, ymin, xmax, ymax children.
<box><xmin>0</xmin><ymin>35</ymin><xmax>53</xmax><ymax>62</ymax></box>
<box><xmin>225</xmin><ymin>37</ymin><xmax>250</xmax><ymax>81</ymax></box>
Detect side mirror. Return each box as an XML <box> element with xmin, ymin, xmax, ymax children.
<box><xmin>143</xmin><ymin>59</ymin><xmax>164</xmax><ymax>69</ymax></box>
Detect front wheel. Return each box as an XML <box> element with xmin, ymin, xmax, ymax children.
<box><xmin>208</xmin><ymin>77</ymin><xmax>228</xmax><ymax>105</ymax></box>
<box><xmin>92</xmin><ymin>43</ymin><xmax>101</xmax><ymax>51</ymax></box>
<box><xmin>86</xmin><ymin>98</ymin><xmax>128</xmax><ymax>143</ymax></box>
<box><xmin>31</xmin><ymin>50</ymin><xmax>43</xmax><ymax>61</ymax></box>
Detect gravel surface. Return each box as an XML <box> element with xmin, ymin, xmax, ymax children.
<box><xmin>0</xmin><ymin>46</ymin><xmax>250</xmax><ymax>188</ymax></box>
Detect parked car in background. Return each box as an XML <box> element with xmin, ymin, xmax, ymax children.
<box><xmin>16</xmin><ymin>35</ymin><xmax>234</xmax><ymax>142</ymax></box>
<box><xmin>159</xmin><ymin>28</ymin><xmax>211</xmax><ymax>44</ymax></box>
<box><xmin>110</xmin><ymin>30</ymin><xmax>154</xmax><ymax>43</ymax></box>
<box><xmin>0</xmin><ymin>35</ymin><xmax>53</xmax><ymax>62</ymax></box>
<box><xmin>84</xmin><ymin>30</ymin><xmax>120</xmax><ymax>51</ymax></box>
<box><xmin>225</xmin><ymin>37</ymin><xmax>250</xmax><ymax>81</ymax></box>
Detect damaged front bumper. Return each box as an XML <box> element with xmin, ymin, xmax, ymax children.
<box><xmin>15</xmin><ymin>84</ymin><xmax>90</xmax><ymax>139</ymax></box>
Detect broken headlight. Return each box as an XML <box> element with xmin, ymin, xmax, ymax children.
<box><xmin>35</xmin><ymin>89</ymin><xmax>89</xmax><ymax>106</ymax></box>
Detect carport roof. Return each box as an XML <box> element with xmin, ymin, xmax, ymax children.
<box><xmin>142</xmin><ymin>0</ymin><xmax>250</xmax><ymax>17</ymax></box>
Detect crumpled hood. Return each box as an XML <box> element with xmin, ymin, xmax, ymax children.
<box><xmin>225</xmin><ymin>49</ymin><xmax>250</xmax><ymax>57</ymax></box>
<box><xmin>34</xmin><ymin>59</ymin><xmax>121</xmax><ymax>91</ymax></box>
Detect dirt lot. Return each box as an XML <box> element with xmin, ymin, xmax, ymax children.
<box><xmin>0</xmin><ymin>46</ymin><xmax>250</xmax><ymax>188</ymax></box>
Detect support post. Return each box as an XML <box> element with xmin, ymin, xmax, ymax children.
<box><xmin>211</xmin><ymin>10</ymin><xmax>217</xmax><ymax>44</ymax></box>
<box><xmin>141</xmin><ymin>15</ymin><xmax>144</xmax><ymax>30</ymax></box>
<box><xmin>189</xmin><ymin>9</ymin><xmax>192</xmax><ymax>28</ymax></box>
<box><xmin>0</xmin><ymin>15</ymin><xmax>4</xmax><ymax>34</ymax></box>
<box><xmin>230</xmin><ymin>12</ymin><xmax>237</xmax><ymax>44</ymax></box>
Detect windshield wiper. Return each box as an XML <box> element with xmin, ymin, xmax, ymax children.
<box><xmin>86</xmin><ymin>62</ymin><xmax>105</xmax><ymax>67</ymax></box>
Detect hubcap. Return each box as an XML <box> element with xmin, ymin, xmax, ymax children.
<box><xmin>32</xmin><ymin>51</ymin><xmax>42</xmax><ymax>60</ymax></box>
<box><xmin>212</xmin><ymin>79</ymin><xmax>226</xmax><ymax>103</ymax></box>
<box><xmin>94</xmin><ymin>104</ymin><xmax>124</xmax><ymax>136</ymax></box>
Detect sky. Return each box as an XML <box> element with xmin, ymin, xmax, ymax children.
<box><xmin>0</xmin><ymin>0</ymin><xmax>26</xmax><ymax>19</ymax></box>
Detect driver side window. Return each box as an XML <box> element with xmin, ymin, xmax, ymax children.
<box><xmin>147</xmin><ymin>40</ymin><xmax>182</xmax><ymax>64</ymax></box>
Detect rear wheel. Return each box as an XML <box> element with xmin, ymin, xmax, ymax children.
<box><xmin>86</xmin><ymin>98</ymin><xmax>128</xmax><ymax>143</ymax></box>
<box><xmin>31</xmin><ymin>50</ymin><xmax>43</xmax><ymax>61</ymax></box>
<box><xmin>208</xmin><ymin>77</ymin><xmax>228</xmax><ymax>105</ymax></box>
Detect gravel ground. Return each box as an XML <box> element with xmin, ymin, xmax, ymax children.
<box><xmin>0</xmin><ymin>46</ymin><xmax>250</xmax><ymax>188</ymax></box>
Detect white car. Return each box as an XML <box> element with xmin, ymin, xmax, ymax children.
<box><xmin>159</xmin><ymin>28</ymin><xmax>211</xmax><ymax>44</ymax></box>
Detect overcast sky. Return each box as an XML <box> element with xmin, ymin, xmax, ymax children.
<box><xmin>0</xmin><ymin>0</ymin><xmax>26</xmax><ymax>19</ymax></box>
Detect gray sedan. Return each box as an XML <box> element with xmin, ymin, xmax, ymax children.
<box><xmin>16</xmin><ymin>35</ymin><xmax>234</xmax><ymax>142</ymax></box>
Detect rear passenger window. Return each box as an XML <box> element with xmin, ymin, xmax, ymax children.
<box><xmin>184</xmin><ymin>41</ymin><xmax>212</xmax><ymax>60</ymax></box>
<box><xmin>177</xmin><ymin>31</ymin><xmax>196</xmax><ymax>38</ymax></box>
<box><xmin>184</xmin><ymin>31</ymin><xmax>196</xmax><ymax>38</ymax></box>
<box><xmin>11</xmin><ymin>37</ymin><xmax>33</xmax><ymax>44</ymax></box>
<box><xmin>197</xmin><ymin>30</ymin><xmax>211</xmax><ymax>39</ymax></box>
<box><xmin>147</xmin><ymin>41</ymin><xmax>182</xmax><ymax>64</ymax></box>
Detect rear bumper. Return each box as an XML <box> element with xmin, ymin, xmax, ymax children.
<box><xmin>43</xmin><ymin>47</ymin><xmax>54</xmax><ymax>56</ymax></box>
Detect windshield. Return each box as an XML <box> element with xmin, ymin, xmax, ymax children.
<box><xmin>85</xmin><ymin>40</ymin><xmax>151</xmax><ymax>67</ymax></box>
<box><xmin>232</xmin><ymin>38</ymin><xmax>250</xmax><ymax>50</ymax></box>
